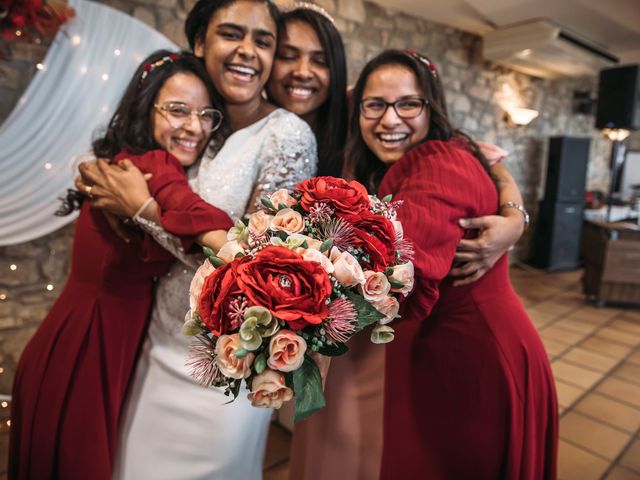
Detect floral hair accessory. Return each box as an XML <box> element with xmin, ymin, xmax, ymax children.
<box><xmin>139</xmin><ymin>53</ymin><xmax>180</xmax><ymax>85</ymax></box>
<box><xmin>281</xmin><ymin>2</ymin><xmax>335</xmax><ymax>25</ymax></box>
<box><xmin>406</xmin><ymin>49</ymin><xmax>437</xmax><ymax>77</ymax></box>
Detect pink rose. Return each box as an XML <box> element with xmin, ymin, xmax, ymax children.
<box><xmin>270</xmin><ymin>208</ymin><xmax>305</xmax><ymax>234</ymax></box>
<box><xmin>332</xmin><ymin>250</ymin><xmax>366</xmax><ymax>287</ymax></box>
<box><xmin>248</xmin><ymin>211</ymin><xmax>273</xmax><ymax>236</ymax></box>
<box><xmin>216</xmin><ymin>240</ymin><xmax>245</xmax><ymax>264</ymax></box>
<box><xmin>267</xmin><ymin>330</ymin><xmax>307</xmax><ymax>372</ymax></box>
<box><xmin>373</xmin><ymin>296</ymin><xmax>400</xmax><ymax>324</ymax></box>
<box><xmin>302</xmin><ymin>248</ymin><xmax>334</xmax><ymax>274</ymax></box>
<box><xmin>215</xmin><ymin>334</ymin><xmax>255</xmax><ymax>379</ymax></box>
<box><xmin>269</xmin><ymin>189</ymin><xmax>297</xmax><ymax>208</ymax></box>
<box><xmin>360</xmin><ymin>270</ymin><xmax>391</xmax><ymax>303</ymax></box>
<box><xmin>189</xmin><ymin>260</ymin><xmax>216</xmax><ymax>311</ymax></box>
<box><xmin>390</xmin><ymin>262</ymin><xmax>415</xmax><ymax>296</ymax></box>
<box><xmin>248</xmin><ymin>369</ymin><xmax>294</xmax><ymax>409</ymax></box>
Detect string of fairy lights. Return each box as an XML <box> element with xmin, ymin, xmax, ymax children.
<box><xmin>0</xmin><ymin>0</ymin><xmax>177</xmax><ymax>246</ymax></box>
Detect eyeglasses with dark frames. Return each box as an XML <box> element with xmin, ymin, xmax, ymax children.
<box><xmin>360</xmin><ymin>96</ymin><xmax>428</xmax><ymax>120</ymax></box>
<box><xmin>154</xmin><ymin>102</ymin><xmax>223</xmax><ymax>132</ymax></box>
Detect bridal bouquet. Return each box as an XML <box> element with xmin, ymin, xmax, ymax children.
<box><xmin>183</xmin><ymin>176</ymin><xmax>414</xmax><ymax>421</ymax></box>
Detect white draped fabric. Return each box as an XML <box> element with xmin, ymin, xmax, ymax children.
<box><xmin>0</xmin><ymin>0</ymin><xmax>177</xmax><ymax>246</ymax></box>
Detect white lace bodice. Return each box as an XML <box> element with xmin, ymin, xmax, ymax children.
<box><xmin>142</xmin><ymin>109</ymin><xmax>317</xmax><ymax>343</ymax></box>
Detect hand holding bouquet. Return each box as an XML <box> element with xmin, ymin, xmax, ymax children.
<box><xmin>184</xmin><ymin>176</ymin><xmax>414</xmax><ymax>421</ymax></box>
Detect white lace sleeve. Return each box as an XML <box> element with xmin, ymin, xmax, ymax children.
<box><xmin>133</xmin><ymin>215</ymin><xmax>204</xmax><ymax>269</ymax></box>
<box><xmin>255</xmin><ymin>113</ymin><xmax>318</xmax><ymax>196</ymax></box>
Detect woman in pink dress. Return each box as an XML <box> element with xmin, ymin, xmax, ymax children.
<box><xmin>9</xmin><ymin>50</ymin><xmax>234</xmax><ymax>480</ymax></box>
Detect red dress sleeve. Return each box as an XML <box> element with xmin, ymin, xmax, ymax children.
<box><xmin>378</xmin><ymin>140</ymin><xmax>498</xmax><ymax>320</ymax></box>
<box><xmin>115</xmin><ymin>150</ymin><xmax>233</xmax><ymax>251</ymax></box>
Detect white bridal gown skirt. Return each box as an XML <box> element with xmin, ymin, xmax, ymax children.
<box><xmin>113</xmin><ymin>320</ymin><xmax>272</xmax><ymax>480</ymax></box>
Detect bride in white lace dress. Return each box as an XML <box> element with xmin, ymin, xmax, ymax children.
<box><xmin>77</xmin><ymin>1</ymin><xmax>316</xmax><ymax>478</ymax></box>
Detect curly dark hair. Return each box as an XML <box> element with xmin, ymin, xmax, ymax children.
<box><xmin>345</xmin><ymin>49</ymin><xmax>492</xmax><ymax>193</ymax></box>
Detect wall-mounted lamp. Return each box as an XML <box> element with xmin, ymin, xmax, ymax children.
<box><xmin>603</xmin><ymin>128</ymin><xmax>631</xmax><ymax>142</ymax></box>
<box><xmin>505</xmin><ymin>107</ymin><xmax>539</xmax><ymax>126</ymax></box>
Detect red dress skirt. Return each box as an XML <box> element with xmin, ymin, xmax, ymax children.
<box><xmin>9</xmin><ymin>150</ymin><xmax>232</xmax><ymax>479</ymax></box>
<box><xmin>378</xmin><ymin>141</ymin><xmax>558</xmax><ymax>479</ymax></box>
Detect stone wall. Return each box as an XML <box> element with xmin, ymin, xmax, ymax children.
<box><xmin>0</xmin><ymin>0</ymin><xmax>613</xmax><ymax>413</ymax></box>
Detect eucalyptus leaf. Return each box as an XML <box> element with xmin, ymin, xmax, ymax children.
<box><xmin>260</xmin><ymin>197</ymin><xmax>276</xmax><ymax>210</ymax></box>
<box><xmin>381</xmin><ymin>194</ymin><xmax>392</xmax><ymax>202</ymax></box>
<box><xmin>293</xmin><ymin>355</ymin><xmax>326</xmax><ymax>423</ymax></box>
<box><xmin>234</xmin><ymin>348</ymin><xmax>248</xmax><ymax>359</ymax></box>
<box><xmin>202</xmin><ymin>246</ymin><xmax>216</xmax><ymax>258</ymax></box>
<box><xmin>343</xmin><ymin>290</ymin><xmax>385</xmax><ymax>331</ymax></box>
<box><xmin>320</xmin><ymin>238</ymin><xmax>333</xmax><ymax>253</ymax></box>
<box><xmin>254</xmin><ymin>353</ymin><xmax>267</xmax><ymax>374</ymax></box>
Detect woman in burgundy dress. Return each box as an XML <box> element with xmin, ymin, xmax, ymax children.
<box><xmin>346</xmin><ymin>49</ymin><xmax>558</xmax><ymax>479</ymax></box>
<box><xmin>9</xmin><ymin>50</ymin><xmax>233</xmax><ymax>479</ymax></box>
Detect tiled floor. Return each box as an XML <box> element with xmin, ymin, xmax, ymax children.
<box><xmin>263</xmin><ymin>265</ymin><xmax>640</xmax><ymax>480</ymax></box>
<box><xmin>0</xmin><ymin>266</ymin><xmax>638</xmax><ymax>479</ymax></box>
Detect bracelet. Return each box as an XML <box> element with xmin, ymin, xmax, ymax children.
<box><xmin>500</xmin><ymin>202</ymin><xmax>530</xmax><ymax>229</ymax></box>
<box><xmin>133</xmin><ymin>197</ymin><xmax>155</xmax><ymax>220</ymax></box>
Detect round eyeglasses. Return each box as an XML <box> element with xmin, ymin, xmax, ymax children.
<box><xmin>154</xmin><ymin>102</ymin><xmax>223</xmax><ymax>132</ymax></box>
<box><xmin>360</xmin><ymin>97</ymin><xmax>428</xmax><ymax>120</ymax></box>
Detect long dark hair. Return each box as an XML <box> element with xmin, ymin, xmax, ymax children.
<box><xmin>185</xmin><ymin>0</ymin><xmax>280</xmax><ymax>52</ymax></box>
<box><xmin>57</xmin><ymin>50</ymin><xmax>223</xmax><ymax>215</ymax></box>
<box><xmin>346</xmin><ymin>49</ymin><xmax>491</xmax><ymax>192</ymax></box>
<box><xmin>273</xmin><ymin>8</ymin><xmax>348</xmax><ymax>177</ymax></box>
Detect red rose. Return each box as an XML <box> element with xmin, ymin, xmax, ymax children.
<box><xmin>198</xmin><ymin>258</ymin><xmax>248</xmax><ymax>336</ymax></box>
<box><xmin>296</xmin><ymin>176</ymin><xmax>370</xmax><ymax>215</ymax></box>
<box><xmin>349</xmin><ymin>210</ymin><xmax>397</xmax><ymax>270</ymax></box>
<box><xmin>236</xmin><ymin>246</ymin><xmax>332</xmax><ymax>330</ymax></box>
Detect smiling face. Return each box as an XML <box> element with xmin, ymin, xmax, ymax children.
<box><xmin>359</xmin><ymin>64</ymin><xmax>430</xmax><ymax>165</ymax></box>
<box><xmin>194</xmin><ymin>0</ymin><xmax>277</xmax><ymax>107</ymax></box>
<box><xmin>152</xmin><ymin>72</ymin><xmax>212</xmax><ymax>166</ymax></box>
<box><xmin>267</xmin><ymin>19</ymin><xmax>330</xmax><ymax>124</ymax></box>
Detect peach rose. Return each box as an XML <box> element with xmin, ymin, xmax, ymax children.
<box><xmin>360</xmin><ymin>270</ymin><xmax>391</xmax><ymax>303</ymax></box>
<box><xmin>267</xmin><ymin>330</ymin><xmax>307</xmax><ymax>372</ymax></box>
<box><xmin>390</xmin><ymin>262</ymin><xmax>415</xmax><ymax>296</ymax></box>
<box><xmin>248</xmin><ymin>211</ymin><xmax>273</xmax><ymax>236</ymax></box>
<box><xmin>216</xmin><ymin>240</ymin><xmax>245</xmax><ymax>264</ymax></box>
<box><xmin>332</xmin><ymin>250</ymin><xmax>366</xmax><ymax>287</ymax></box>
<box><xmin>247</xmin><ymin>369</ymin><xmax>294</xmax><ymax>409</ymax></box>
<box><xmin>270</xmin><ymin>208</ymin><xmax>305</xmax><ymax>234</ymax></box>
<box><xmin>303</xmin><ymin>248</ymin><xmax>335</xmax><ymax>274</ymax></box>
<box><xmin>215</xmin><ymin>334</ymin><xmax>255</xmax><ymax>379</ymax></box>
<box><xmin>269</xmin><ymin>189</ymin><xmax>297</xmax><ymax>209</ymax></box>
<box><xmin>189</xmin><ymin>260</ymin><xmax>216</xmax><ymax>311</ymax></box>
<box><xmin>373</xmin><ymin>295</ymin><xmax>400</xmax><ymax>325</ymax></box>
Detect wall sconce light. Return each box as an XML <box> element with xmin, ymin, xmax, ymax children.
<box><xmin>505</xmin><ymin>107</ymin><xmax>539</xmax><ymax>126</ymax></box>
<box><xmin>603</xmin><ymin>128</ymin><xmax>631</xmax><ymax>142</ymax></box>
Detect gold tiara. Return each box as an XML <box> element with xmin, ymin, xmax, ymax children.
<box><xmin>281</xmin><ymin>2</ymin><xmax>335</xmax><ymax>25</ymax></box>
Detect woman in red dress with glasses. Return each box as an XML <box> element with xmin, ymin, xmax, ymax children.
<box><xmin>9</xmin><ymin>50</ymin><xmax>233</xmax><ymax>480</ymax></box>
<box><xmin>342</xmin><ymin>49</ymin><xmax>558</xmax><ymax>479</ymax></box>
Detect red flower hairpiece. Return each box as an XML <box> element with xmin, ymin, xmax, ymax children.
<box><xmin>139</xmin><ymin>53</ymin><xmax>180</xmax><ymax>85</ymax></box>
<box><xmin>405</xmin><ymin>49</ymin><xmax>437</xmax><ymax>77</ymax></box>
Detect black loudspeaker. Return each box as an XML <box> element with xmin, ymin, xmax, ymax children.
<box><xmin>532</xmin><ymin>136</ymin><xmax>590</xmax><ymax>270</ymax></box>
<box><xmin>595</xmin><ymin>65</ymin><xmax>640</xmax><ymax>130</ymax></box>
<box><xmin>532</xmin><ymin>201</ymin><xmax>584</xmax><ymax>271</ymax></box>
<box><xmin>544</xmin><ymin>136</ymin><xmax>591</xmax><ymax>203</ymax></box>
